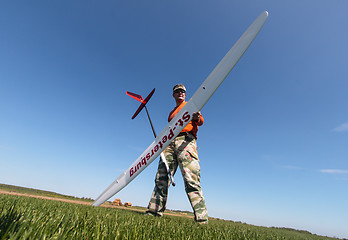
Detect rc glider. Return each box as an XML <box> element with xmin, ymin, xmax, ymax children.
<box><xmin>93</xmin><ymin>11</ymin><xmax>268</xmax><ymax>207</ymax></box>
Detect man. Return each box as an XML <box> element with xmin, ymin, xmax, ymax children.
<box><xmin>146</xmin><ymin>84</ymin><xmax>208</xmax><ymax>223</ymax></box>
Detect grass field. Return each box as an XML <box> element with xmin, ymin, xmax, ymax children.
<box><xmin>0</xmin><ymin>184</ymin><xmax>340</xmax><ymax>239</ymax></box>
<box><xmin>0</xmin><ymin>184</ymin><xmax>93</xmax><ymax>202</ymax></box>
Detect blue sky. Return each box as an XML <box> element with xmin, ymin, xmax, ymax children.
<box><xmin>1</xmin><ymin>1</ymin><xmax>347</xmax><ymax>238</ymax></box>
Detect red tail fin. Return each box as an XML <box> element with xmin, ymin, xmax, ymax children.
<box><xmin>126</xmin><ymin>91</ymin><xmax>144</xmax><ymax>103</ymax></box>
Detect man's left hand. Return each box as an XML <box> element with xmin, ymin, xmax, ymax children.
<box><xmin>192</xmin><ymin>111</ymin><xmax>201</xmax><ymax>122</ymax></box>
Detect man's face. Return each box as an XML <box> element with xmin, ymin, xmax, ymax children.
<box><xmin>173</xmin><ymin>89</ymin><xmax>186</xmax><ymax>102</ymax></box>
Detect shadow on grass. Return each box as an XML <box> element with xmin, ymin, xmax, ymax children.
<box><xmin>0</xmin><ymin>203</ymin><xmax>22</xmax><ymax>238</ymax></box>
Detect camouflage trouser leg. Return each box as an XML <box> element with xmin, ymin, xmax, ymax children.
<box><xmin>146</xmin><ymin>153</ymin><xmax>178</xmax><ymax>216</ymax></box>
<box><xmin>147</xmin><ymin>133</ymin><xmax>208</xmax><ymax>222</ymax></box>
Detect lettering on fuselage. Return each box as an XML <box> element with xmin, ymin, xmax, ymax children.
<box><xmin>130</xmin><ymin>111</ymin><xmax>191</xmax><ymax>177</ymax></box>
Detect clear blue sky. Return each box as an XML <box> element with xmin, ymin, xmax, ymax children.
<box><xmin>1</xmin><ymin>1</ymin><xmax>347</xmax><ymax>238</ymax></box>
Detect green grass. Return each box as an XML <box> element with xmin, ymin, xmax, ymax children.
<box><xmin>0</xmin><ymin>194</ymin><xmax>338</xmax><ymax>240</ymax></box>
<box><xmin>0</xmin><ymin>183</ymin><xmax>93</xmax><ymax>202</ymax></box>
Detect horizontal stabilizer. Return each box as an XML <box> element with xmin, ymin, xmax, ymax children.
<box><xmin>131</xmin><ymin>88</ymin><xmax>155</xmax><ymax>119</ymax></box>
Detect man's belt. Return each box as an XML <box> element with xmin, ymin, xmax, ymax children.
<box><xmin>177</xmin><ymin>131</ymin><xmax>195</xmax><ymax>138</ymax></box>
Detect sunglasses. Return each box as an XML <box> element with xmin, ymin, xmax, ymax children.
<box><xmin>174</xmin><ymin>89</ymin><xmax>186</xmax><ymax>94</ymax></box>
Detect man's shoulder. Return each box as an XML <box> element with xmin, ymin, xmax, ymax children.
<box><xmin>168</xmin><ymin>101</ymin><xmax>188</xmax><ymax>121</ymax></box>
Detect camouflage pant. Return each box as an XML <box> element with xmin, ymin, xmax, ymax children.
<box><xmin>147</xmin><ymin>133</ymin><xmax>208</xmax><ymax>222</ymax></box>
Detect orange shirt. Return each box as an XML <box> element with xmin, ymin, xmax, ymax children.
<box><xmin>168</xmin><ymin>102</ymin><xmax>204</xmax><ymax>139</ymax></box>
